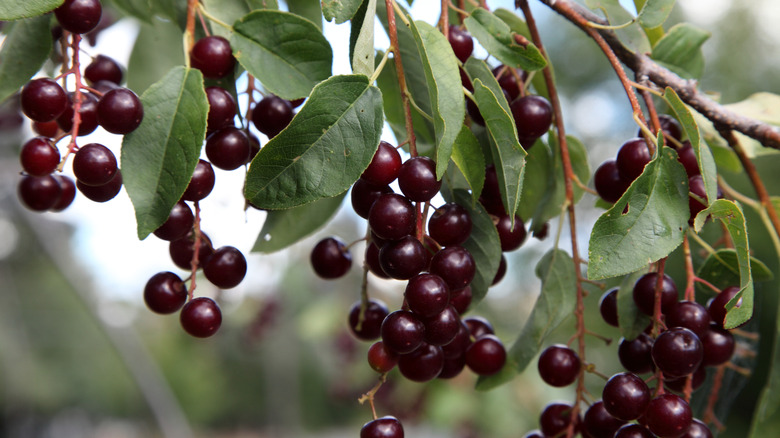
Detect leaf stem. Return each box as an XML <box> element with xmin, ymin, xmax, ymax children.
<box><xmin>385</xmin><ymin>0</ymin><xmax>418</xmax><ymax>157</ymax></box>
<box><xmin>198</xmin><ymin>4</ymin><xmax>233</xmax><ymax>31</ymax></box>
<box><xmin>188</xmin><ymin>201</ymin><xmax>202</xmax><ymax>300</ymax></box>
<box><xmin>369</xmin><ymin>49</ymin><xmax>392</xmax><ymax>83</ymax></box>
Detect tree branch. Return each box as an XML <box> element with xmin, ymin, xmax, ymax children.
<box><xmin>536</xmin><ymin>0</ymin><xmax>780</xmax><ymax>150</ymax></box>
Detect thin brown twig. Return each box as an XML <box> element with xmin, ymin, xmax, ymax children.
<box><xmin>385</xmin><ymin>0</ymin><xmax>417</xmax><ymax>157</ymax></box>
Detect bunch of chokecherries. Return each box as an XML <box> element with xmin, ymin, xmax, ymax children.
<box><xmin>13</xmin><ymin>0</ymin><xmax>299</xmax><ymax>339</ymax></box>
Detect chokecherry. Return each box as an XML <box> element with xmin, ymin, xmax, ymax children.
<box><xmin>465</xmin><ymin>334</ymin><xmax>506</xmax><ymax>375</ymax></box>
<box><xmin>599</xmin><ymin>287</ymin><xmax>619</xmax><ymax>327</ymax></box>
<box><xmin>602</xmin><ymin>372</ymin><xmax>651</xmax><ymax>421</ymax></box>
<box><xmin>378</xmin><ymin>236</ymin><xmax>428</xmax><ymax>280</ymax></box>
<box><xmin>381</xmin><ymin>310</ymin><xmax>425</xmax><ymax>355</ymax></box>
<box><xmin>510</xmin><ymin>95</ymin><xmax>553</xmax><ymax>141</ymax></box>
<box><xmin>348</xmin><ymin>299</ymin><xmax>389</xmax><ymax>341</ymax></box>
<box><xmin>72</xmin><ymin>142</ymin><xmax>117</xmax><ymax>186</ymax></box>
<box><xmin>538</xmin><ymin>344</ymin><xmax>581</xmax><ymax>387</ymax></box>
<box><xmin>310</xmin><ymin>237</ymin><xmax>352</xmax><ymax>279</ymax></box>
<box><xmin>616</xmin><ymin>138</ymin><xmax>651</xmax><ymax>182</ymax></box>
<box><xmin>144</xmin><ymin>271</ymin><xmax>187</xmax><ymax>314</ymax></box>
<box><xmin>54</xmin><ymin>0</ymin><xmax>102</xmax><ymax>34</ymax></box>
<box><xmin>447</xmin><ymin>25</ymin><xmax>474</xmax><ymax>63</ymax></box>
<box><xmin>21</xmin><ymin>78</ymin><xmax>68</xmax><ymax>122</ymax></box>
<box><xmin>428</xmin><ymin>202</ymin><xmax>472</xmax><ymax>247</ymax></box>
<box><xmin>429</xmin><ymin>246</ymin><xmax>476</xmax><ymax>291</ymax></box>
<box><xmin>361</xmin><ymin>141</ymin><xmax>402</xmax><ymax>186</ymax></box>
<box><xmin>20</xmin><ymin>137</ymin><xmax>60</xmax><ymax>176</ymax></box>
<box><xmin>203</xmin><ymin>246</ymin><xmax>247</xmax><ymax>289</ymax></box>
<box><xmin>205</xmin><ymin>127</ymin><xmax>251</xmax><ymax>171</ymax></box>
<box><xmin>180</xmin><ymin>297</ymin><xmax>222</xmax><ymax>338</ymax></box>
<box><xmin>368</xmin><ymin>193</ymin><xmax>416</xmax><ymax>241</ymax></box>
<box><xmin>84</xmin><ymin>54</ymin><xmax>123</xmax><ymax>85</ymax></box>
<box><xmin>651</xmin><ymin>327</ymin><xmax>703</xmax><ymax>378</ymax></box>
<box><xmin>76</xmin><ymin>170</ymin><xmax>122</xmax><ymax>202</ymax></box>
<box><xmin>397</xmin><ymin>342</ymin><xmax>444</xmax><ymax>382</ymax></box>
<box><xmin>18</xmin><ymin>174</ymin><xmax>62</xmax><ymax>211</ymax></box>
<box><xmin>643</xmin><ymin>393</ymin><xmax>693</xmax><ymax>438</ymax></box>
<box><xmin>205</xmin><ymin>86</ymin><xmax>237</xmax><ymax>133</ymax></box>
<box><xmin>97</xmin><ymin>87</ymin><xmax>143</xmax><ymax>134</ymax></box>
<box><xmin>182</xmin><ymin>159</ymin><xmax>215</xmax><ymax>201</ymax></box>
<box><xmin>360</xmin><ymin>416</ymin><xmax>404</xmax><ymax>438</ymax></box>
<box><xmin>398</xmin><ymin>156</ymin><xmax>441</xmax><ymax>202</ymax></box>
<box><xmin>632</xmin><ymin>272</ymin><xmax>679</xmax><ymax>316</ymax></box>
<box><xmin>153</xmin><ymin>201</ymin><xmax>194</xmax><ymax>241</ymax></box>
<box><xmin>594</xmin><ymin>159</ymin><xmax>631</xmax><ymax>203</ymax></box>
<box><xmin>252</xmin><ymin>95</ymin><xmax>293</xmax><ymax>138</ymax></box>
<box><xmin>190</xmin><ymin>36</ymin><xmax>235</xmax><ymax>79</ymax></box>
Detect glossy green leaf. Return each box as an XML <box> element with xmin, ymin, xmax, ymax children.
<box><xmin>584</xmin><ymin>0</ymin><xmax>651</xmax><ymax>53</ymax></box>
<box><xmin>697</xmin><ymin>249</ymin><xmax>773</xmax><ymax>296</ymax></box>
<box><xmin>374</xmin><ymin>51</ymin><xmax>436</xmax><ymax>153</ymax></box>
<box><xmin>350</xmin><ymin>0</ymin><xmax>375</xmax><ymax>76</ymax></box>
<box><xmin>252</xmin><ymin>193</ymin><xmax>346</xmax><ymax>253</ymax></box>
<box><xmin>286</xmin><ymin>0</ymin><xmax>322</xmax><ymax>29</ymax></box>
<box><xmin>122</xmin><ymin>67</ymin><xmax>208</xmax><ymax>240</ymax></box>
<box><xmin>322</xmin><ymin>0</ymin><xmax>362</xmax><ymax>23</ymax></box>
<box><xmin>0</xmin><ymin>16</ymin><xmax>52</xmax><ymax>104</ymax></box>
<box><xmin>664</xmin><ymin>87</ymin><xmax>718</xmax><ymax>204</ymax></box>
<box><xmin>517</xmin><ymin>141</ymin><xmax>553</xmax><ymax>225</ymax></box>
<box><xmin>464</xmin><ymin>9</ymin><xmax>546</xmax><ymax>72</ymax></box>
<box><xmin>694</xmin><ymin>199</ymin><xmax>753</xmax><ymax>329</ymax></box>
<box><xmin>202</xmin><ymin>0</ymin><xmax>277</xmax><ymax>39</ymax></box>
<box><xmin>652</xmin><ymin>23</ymin><xmax>710</xmax><ymax>79</ymax></box>
<box><xmin>0</xmin><ymin>0</ymin><xmax>61</xmax><ymax>20</ymax></box>
<box><xmin>450</xmin><ymin>126</ymin><xmax>486</xmax><ymax>204</ymax></box>
<box><xmin>127</xmin><ymin>18</ymin><xmax>185</xmax><ymax>95</ymax></box>
<box><xmin>588</xmin><ymin>147</ymin><xmax>689</xmax><ymax>280</ymax></box>
<box><xmin>408</xmin><ymin>19</ymin><xmax>465</xmax><ymax>179</ymax></box>
<box><xmin>617</xmin><ymin>269</ymin><xmax>652</xmax><ymax>341</ymax></box>
<box><xmin>464</xmin><ymin>58</ymin><xmax>511</xmax><ymax>116</ymax></box>
<box><xmin>476</xmin><ymin>249</ymin><xmax>576</xmax><ymax>391</ymax></box>
<box><xmin>450</xmin><ymin>189</ymin><xmax>501</xmax><ymax>307</ymax></box>
<box><xmin>473</xmin><ymin>78</ymin><xmax>526</xmax><ymax>223</ymax></box>
<box><xmin>244</xmin><ymin>75</ymin><xmax>383</xmax><ymax>209</ymax></box>
<box><xmin>231</xmin><ymin>10</ymin><xmax>333</xmax><ymax>100</ymax></box>
<box><xmin>637</xmin><ymin>0</ymin><xmax>675</xmax><ymax>29</ymax></box>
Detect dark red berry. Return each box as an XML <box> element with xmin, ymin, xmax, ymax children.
<box><xmin>594</xmin><ymin>159</ymin><xmax>631</xmax><ymax>203</ymax></box>
<box><xmin>72</xmin><ymin>143</ymin><xmax>117</xmax><ymax>186</ymax></box>
<box><xmin>97</xmin><ymin>87</ymin><xmax>143</xmax><ymax>134</ymax></box>
<box><xmin>182</xmin><ymin>159</ymin><xmax>215</xmax><ymax>201</ymax></box>
<box><xmin>479</xmin><ymin>164</ymin><xmax>505</xmax><ymax>215</ymax></box>
<box><xmin>378</xmin><ymin>236</ymin><xmax>428</xmax><ymax>280</ymax></box>
<box><xmin>398</xmin><ymin>156</ymin><xmax>441</xmax><ymax>202</ymax></box>
<box><xmin>50</xmin><ymin>174</ymin><xmax>76</xmax><ymax>211</ymax></box>
<box><xmin>677</xmin><ymin>141</ymin><xmax>700</xmax><ymax>177</ymax></box>
<box><xmin>180</xmin><ymin>297</ymin><xmax>222</xmax><ymax>338</ymax></box>
<box><xmin>76</xmin><ymin>170</ymin><xmax>122</xmax><ymax>202</ymax></box>
<box><xmin>205</xmin><ymin>127</ymin><xmax>251</xmax><ymax>171</ymax></box>
<box><xmin>252</xmin><ymin>95</ymin><xmax>293</xmax><ymax>138</ymax></box>
<box><xmin>437</xmin><ymin>354</ymin><xmax>467</xmax><ymax>379</ymax></box>
<box><xmin>365</xmin><ymin>242</ymin><xmax>390</xmax><ymax>279</ymax></box>
<box><xmin>18</xmin><ymin>174</ymin><xmax>62</xmax><ymax>211</ymax></box>
<box><xmin>616</xmin><ymin>138</ymin><xmax>652</xmax><ymax>182</ymax></box>
<box><xmin>348</xmin><ymin>299</ymin><xmax>389</xmax><ymax>341</ymax></box>
<box><xmin>84</xmin><ymin>55</ymin><xmax>123</xmax><ymax>85</ymax></box>
<box><xmin>33</xmin><ymin>120</ymin><xmax>60</xmax><ymax>137</ymax></box>
<box><xmin>651</xmin><ymin>327</ymin><xmax>703</xmax><ymax>378</ymax></box>
<box><xmin>493</xmin><ymin>65</ymin><xmax>527</xmax><ymax>102</ymax></box>
<box><xmin>618</xmin><ymin>333</ymin><xmax>655</xmax><ymax>374</ymax></box>
<box><xmin>405</xmin><ymin>273</ymin><xmax>450</xmax><ymax>318</ymax></box>
<box><xmin>665</xmin><ymin>365</ymin><xmax>706</xmax><ymax>393</ymax></box>
<box><xmin>57</xmin><ymin>91</ymin><xmax>100</xmax><ymax>135</ymax></box>
<box><xmin>700</xmin><ymin>323</ymin><xmax>735</xmax><ymax>366</ymax></box>
<box><xmin>428</xmin><ymin>202</ymin><xmax>472</xmax><ymax>247</ymax></box>
<box><xmin>584</xmin><ymin>400</ymin><xmax>627</xmax><ymax>438</ymax></box>
<box><xmin>153</xmin><ymin>201</ymin><xmax>194</xmax><ymax>241</ymax></box>
<box><xmin>447</xmin><ymin>25</ymin><xmax>473</xmax><ymax>63</ymax></box>
<box><xmin>510</xmin><ymin>95</ymin><xmax>553</xmax><ymax>140</ymax></box>
<box><xmin>680</xmin><ymin>418</ymin><xmax>713</xmax><ymax>438</ymax></box>
<box><xmin>707</xmin><ymin>285</ymin><xmax>742</xmax><ymax>328</ymax></box>
<box><xmin>641</xmin><ymin>114</ymin><xmax>682</xmax><ymax>143</ymax></box>
<box><xmin>381</xmin><ymin>310</ymin><xmax>425</xmax><ymax>354</ymax></box>
<box><xmin>492</xmin><ymin>254</ymin><xmax>507</xmax><ymax>285</ymax></box>
<box><xmin>495</xmin><ymin>213</ymin><xmax>527</xmax><ymax>251</ymax></box>
<box><xmin>360</xmin><ymin>416</ymin><xmax>404</xmax><ymax>438</ymax></box>
<box><xmin>599</xmin><ymin>287</ymin><xmax>619</xmax><ymax>327</ymax></box>
<box><xmin>169</xmin><ymin>231</ymin><xmax>214</xmax><ymax>271</ymax></box>
<box><xmin>632</xmin><ymin>272</ymin><xmax>678</xmax><ymax>316</ymax></box>
<box><xmin>310</xmin><ymin>237</ymin><xmax>352</xmax><ymax>279</ymax></box>
<box><xmin>21</xmin><ymin>78</ymin><xmax>68</xmax><ymax>122</ymax></box>
<box><xmin>55</xmin><ymin>0</ymin><xmax>102</xmax><ymax>34</ymax></box>
<box><xmin>602</xmin><ymin>372</ymin><xmax>651</xmax><ymax>421</ymax></box>
<box><xmin>361</xmin><ymin>141</ymin><xmax>402</xmax><ymax>186</ymax></box>
<box><xmin>465</xmin><ymin>334</ymin><xmax>506</xmax><ymax>375</ymax></box>
<box><xmin>205</xmin><ymin>86</ymin><xmax>237</xmax><ymax>132</ymax></box>
<box><xmin>643</xmin><ymin>394</ymin><xmax>692</xmax><ymax>438</ymax></box>
<box><xmin>367</xmin><ymin>341</ymin><xmax>398</xmax><ymax>373</ymax></box>
<box><xmin>203</xmin><ymin>246</ymin><xmax>247</xmax><ymax>289</ymax></box>
<box><xmin>20</xmin><ymin>137</ymin><xmax>60</xmax><ymax>176</ymax></box>
<box><xmin>538</xmin><ymin>344</ymin><xmax>581</xmax><ymax>387</ymax></box>
<box><xmin>429</xmin><ymin>246</ymin><xmax>476</xmax><ymax>291</ymax></box>
<box><xmin>539</xmin><ymin>402</ymin><xmax>579</xmax><ymax>438</ymax></box>
<box><xmin>397</xmin><ymin>342</ymin><xmax>444</xmax><ymax>382</ymax></box>
<box><xmin>441</xmin><ymin>321</ymin><xmax>471</xmax><ymax>359</ymax></box>
<box><xmin>463</xmin><ymin>315</ymin><xmax>494</xmax><ymax>339</ymax></box>
<box><xmin>666</xmin><ymin>300</ymin><xmax>711</xmax><ymax>336</ymax></box>
<box><xmin>351</xmin><ymin>179</ymin><xmax>393</xmax><ymax>219</ymax></box>
<box><xmin>449</xmin><ymin>285</ymin><xmax>472</xmax><ymax>315</ymax></box>
<box><xmin>423</xmin><ymin>305</ymin><xmax>460</xmax><ymax>346</ymax></box>
<box><xmin>144</xmin><ymin>271</ymin><xmax>187</xmax><ymax>314</ymax></box>
<box><xmin>190</xmin><ymin>36</ymin><xmax>235</xmax><ymax>79</ymax></box>
<box><xmin>614</xmin><ymin>424</ymin><xmax>654</xmax><ymax>438</ymax></box>
<box><xmin>368</xmin><ymin>193</ymin><xmax>416</xmax><ymax>241</ymax></box>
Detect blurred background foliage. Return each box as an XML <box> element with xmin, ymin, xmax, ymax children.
<box><xmin>1</xmin><ymin>0</ymin><xmax>780</xmax><ymax>437</ymax></box>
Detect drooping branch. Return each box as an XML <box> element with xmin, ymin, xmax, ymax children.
<box><xmin>536</xmin><ymin>0</ymin><xmax>780</xmax><ymax>150</ymax></box>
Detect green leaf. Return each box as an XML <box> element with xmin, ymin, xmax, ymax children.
<box><xmin>694</xmin><ymin>199</ymin><xmax>754</xmax><ymax>329</ymax></box>
<box><xmin>0</xmin><ymin>0</ymin><xmax>61</xmax><ymax>20</ymax></box>
<box><xmin>350</xmin><ymin>0</ymin><xmax>376</xmax><ymax>77</ymax></box>
<box><xmin>286</xmin><ymin>0</ymin><xmax>322</xmax><ymax>29</ymax></box>
<box><xmin>407</xmin><ymin>19</ymin><xmax>465</xmax><ymax>179</ymax></box>
<box><xmin>450</xmin><ymin>126</ymin><xmax>486</xmax><ymax>204</ymax></box>
<box><xmin>617</xmin><ymin>269</ymin><xmax>652</xmax><ymax>340</ymax></box>
<box><xmin>464</xmin><ymin>9</ymin><xmax>546</xmax><ymax>72</ymax></box>
<box><xmin>651</xmin><ymin>23</ymin><xmax>710</xmax><ymax>79</ymax></box>
<box><xmin>637</xmin><ymin>0</ymin><xmax>675</xmax><ymax>29</ymax></box>
<box><xmin>663</xmin><ymin>87</ymin><xmax>718</xmax><ymax>204</ymax></box>
<box><xmin>588</xmin><ymin>147</ymin><xmax>689</xmax><ymax>280</ymax></box>
<box><xmin>473</xmin><ymin>78</ymin><xmax>526</xmax><ymax>222</ymax></box>
<box><xmin>463</xmin><ymin>57</ymin><xmax>511</xmax><ymax>116</ymax></box>
<box><xmin>244</xmin><ymin>75</ymin><xmax>383</xmax><ymax>209</ymax></box>
<box><xmin>202</xmin><ymin>0</ymin><xmax>277</xmax><ymax>39</ymax></box>
<box><xmin>231</xmin><ymin>10</ymin><xmax>333</xmax><ymax>100</ymax></box>
<box><xmin>476</xmin><ymin>249</ymin><xmax>576</xmax><ymax>391</ymax></box>
<box><xmin>584</xmin><ymin>0</ymin><xmax>651</xmax><ymax>53</ymax></box>
<box><xmin>122</xmin><ymin>67</ymin><xmax>208</xmax><ymax>240</ymax></box>
<box><xmin>322</xmin><ymin>0</ymin><xmax>362</xmax><ymax>23</ymax></box>
<box><xmin>697</xmin><ymin>249</ymin><xmax>773</xmax><ymax>296</ymax></box>
<box><xmin>517</xmin><ymin>141</ymin><xmax>553</xmax><ymax>224</ymax></box>
<box><xmin>0</xmin><ymin>16</ymin><xmax>52</xmax><ymax>104</ymax></box>
<box><xmin>112</xmin><ymin>0</ymin><xmax>156</xmax><ymax>23</ymax></box>
<box><xmin>127</xmin><ymin>17</ymin><xmax>185</xmax><ymax>95</ymax></box>
<box><xmin>449</xmin><ymin>189</ymin><xmax>501</xmax><ymax>307</ymax></box>
<box><xmin>750</xmin><ymin>282</ymin><xmax>780</xmax><ymax>436</ymax></box>
<box><xmin>252</xmin><ymin>193</ymin><xmax>346</xmax><ymax>253</ymax></box>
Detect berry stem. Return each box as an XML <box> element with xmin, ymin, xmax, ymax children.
<box><xmin>517</xmin><ymin>2</ymin><xmax>586</xmax><ymax>437</ymax></box>
<box><xmin>651</xmin><ymin>258</ymin><xmax>668</xmax><ymax>337</ymax></box>
<box><xmin>385</xmin><ymin>0</ymin><xmax>418</xmax><ymax>157</ymax></box>
<box><xmin>682</xmin><ymin>235</ymin><xmax>696</xmax><ymax>301</ymax></box>
<box><xmin>188</xmin><ymin>201</ymin><xmax>202</xmax><ymax>300</ymax></box>
<box><xmin>357</xmin><ymin>373</ymin><xmax>387</xmax><ymax>420</ymax></box>
<box><xmin>439</xmin><ymin>0</ymin><xmax>450</xmax><ymax>38</ymax></box>
<box><xmin>185</xmin><ymin>0</ymin><xmax>199</xmax><ymax>52</ymax></box>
